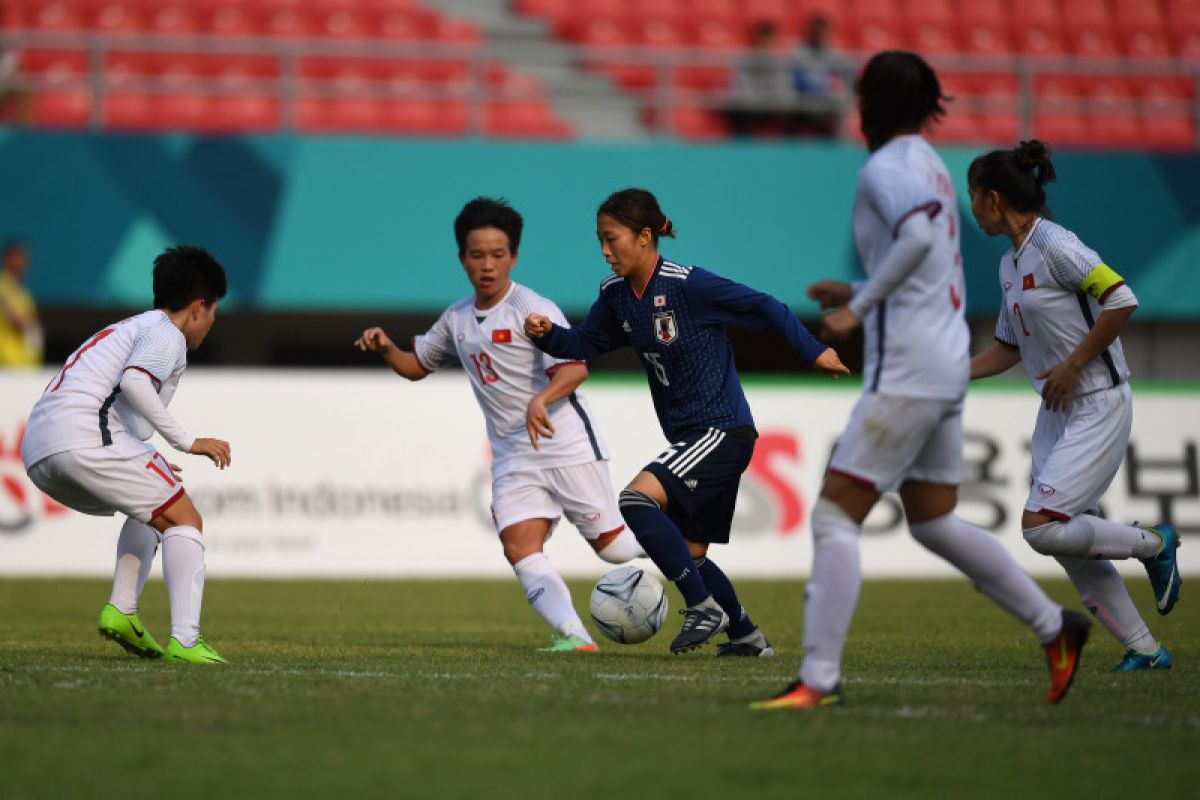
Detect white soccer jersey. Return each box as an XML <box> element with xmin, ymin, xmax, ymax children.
<box><xmin>851</xmin><ymin>134</ymin><xmax>969</xmax><ymax>400</ymax></box>
<box><xmin>994</xmin><ymin>218</ymin><xmax>1135</xmax><ymax>397</ymax></box>
<box><xmin>412</xmin><ymin>282</ymin><xmax>609</xmax><ymax>478</ymax></box>
<box><xmin>22</xmin><ymin>310</ymin><xmax>188</xmax><ymax>467</ymax></box>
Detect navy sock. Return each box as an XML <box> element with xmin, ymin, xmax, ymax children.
<box><xmin>619</xmin><ymin>491</ymin><xmax>709</xmax><ymax>607</ymax></box>
<box><xmin>696</xmin><ymin>557</ymin><xmax>755</xmax><ymax>639</ymax></box>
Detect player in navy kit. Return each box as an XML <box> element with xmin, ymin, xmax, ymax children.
<box><xmin>525</xmin><ymin>188</ymin><xmax>849</xmax><ymax>655</ymax></box>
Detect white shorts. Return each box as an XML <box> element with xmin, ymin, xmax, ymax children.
<box><xmin>1027</xmin><ymin>383</ymin><xmax>1132</xmax><ymax>520</ymax></box>
<box><xmin>828</xmin><ymin>393</ymin><xmax>963</xmax><ymax>492</ymax></box>
<box><xmin>490</xmin><ymin>460</ymin><xmax>624</xmax><ymax>539</ymax></box>
<box><xmin>26</xmin><ymin>446</ymin><xmax>185</xmax><ymax>524</ymax></box>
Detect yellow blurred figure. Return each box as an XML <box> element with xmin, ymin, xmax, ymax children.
<box><xmin>0</xmin><ymin>239</ymin><xmax>43</xmax><ymax>367</ymax></box>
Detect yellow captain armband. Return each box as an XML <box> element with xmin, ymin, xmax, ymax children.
<box><xmin>1081</xmin><ymin>262</ymin><xmax>1126</xmax><ymax>302</ymax></box>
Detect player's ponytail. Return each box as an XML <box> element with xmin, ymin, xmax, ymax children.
<box><xmin>967</xmin><ymin>140</ymin><xmax>1056</xmax><ymax>214</ymax></box>
<box><xmin>598</xmin><ymin>188</ymin><xmax>677</xmax><ymax>243</ymax></box>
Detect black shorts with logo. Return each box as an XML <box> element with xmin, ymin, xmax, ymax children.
<box><xmin>643</xmin><ymin>426</ymin><xmax>757</xmax><ymax>545</ymax></box>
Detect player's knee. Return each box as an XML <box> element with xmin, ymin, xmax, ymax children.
<box><xmin>595</xmin><ymin>528</ymin><xmax>644</xmax><ymax>563</ymax></box>
<box><xmin>161</xmin><ymin>524</ymin><xmax>205</xmax><ymax>549</ymax></box>
<box><xmin>618</xmin><ymin>490</ymin><xmax>660</xmax><ymax>522</ymax></box>
<box><xmin>1023</xmin><ymin>521</ymin><xmax>1067</xmax><ymax>556</ymax></box>
<box><xmin>908</xmin><ymin>512</ymin><xmax>954</xmax><ymax>549</ymax></box>
<box><xmin>810</xmin><ymin>497</ymin><xmax>856</xmax><ymax>544</ymax></box>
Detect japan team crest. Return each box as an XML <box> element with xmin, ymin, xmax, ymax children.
<box><xmin>653</xmin><ymin>311</ymin><xmax>678</xmax><ymax>344</ymax></box>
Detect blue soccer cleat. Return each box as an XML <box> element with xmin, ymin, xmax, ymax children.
<box><xmin>1113</xmin><ymin>644</ymin><xmax>1173</xmax><ymax>672</ymax></box>
<box><xmin>1139</xmin><ymin>524</ymin><xmax>1181</xmax><ymax>616</ymax></box>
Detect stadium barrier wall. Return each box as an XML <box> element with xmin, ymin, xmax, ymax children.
<box><xmin>2</xmin><ymin>370</ymin><xmax>1197</xmax><ymax>579</ymax></box>
<box><xmin>3</xmin><ymin>132</ymin><xmax>1200</xmax><ymax>319</ymax></box>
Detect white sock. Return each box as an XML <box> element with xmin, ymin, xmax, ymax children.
<box><xmin>798</xmin><ymin>498</ymin><xmax>862</xmax><ymax>693</ymax></box>
<box><xmin>595</xmin><ymin>526</ymin><xmax>646</xmax><ymax>563</ymax></box>
<box><xmin>1055</xmin><ymin>556</ymin><xmax>1158</xmax><ymax>652</ymax></box>
<box><xmin>162</xmin><ymin>525</ymin><xmax>206</xmax><ymax>648</ymax></box>
<box><xmin>910</xmin><ymin>513</ymin><xmax>1062</xmax><ymax>644</ymax></box>
<box><xmin>1024</xmin><ymin>515</ymin><xmax>1162</xmax><ymax>560</ymax></box>
<box><xmin>513</xmin><ymin>552</ymin><xmax>592</xmax><ymax>642</ymax></box>
<box><xmin>109</xmin><ymin>518</ymin><xmax>159</xmax><ymax>615</ymax></box>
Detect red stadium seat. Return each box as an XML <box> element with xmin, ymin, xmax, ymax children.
<box><xmin>1087</xmin><ymin>77</ymin><xmax>1142</xmax><ymax>148</ymax></box>
<box><xmin>1115</xmin><ymin>0</ymin><xmax>1165</xmax><ymax>27</ymax></box>
<box><xmin>926</xmin><ymin>109</ymin><xmax>983</xmax><ymax>144</ymax></box>
<box><xmin>1122</xmin><ymin>28</ymin><xmax>1173</xmax><ymax>59</ymax></box>
<box><xmin>431</xmin><ymin>15</ymin><xmax>482</xmax><ymax>45</ymax></box>
<box><xmin>1032</xmin><ymin>75</ymin><xmax>1090</xmax><ymax>147</ymax></box>
<box><xmin>668</xmin><ymin>105</ymin><xmax>729</xmax><ymax>140</ymax></box>
<box><xmin>961</xmin><ymin>21</ymin><xmax>1012</xmax><ymax>56</ymax></box>
<box><xmin>673</xmin><ymin>64</ymin><xmax>732</xmax><ymax>92</ymax></box>
<box><xmin>850</xmin><ymin>22</ymin><xmax>906</xmax><ymax>52</ymax></box>
<box><xmin>957</xmin><ymin>0</ymin><xmax>1006</xmax><ymax>27</ymax></box>
<box><xmin>375</xmin><ymin>9</ymin><xmax>434</xmax><ymax>41</ymax></box>
<box><xmin>318</xmin><ymin>8</ymin><xmax>371</xmax><ymax>40</ymax></box>
<box><xmin>637</xmin><ymin>17</ymin><xmax>689</xmax><ymax>50</ymax></box>
<box><xmin>908</xmin><ymin>22</ymin><xmax>961</xmax><ymax>55</ymax></box>
<box><xmin>1010</xmin><ymin>0</ymin><xmax>1062</xmax><ymax>27</ymax></box>
<box><xmin>690</xmin><ymin>0</ymin><xmax>738</xmax><ymax>20</ymax></box>
<box><xmin>741</xmin><ymin>0</ymin><xmax>792</xmax><ymax>27</ymax></box>
<box><xmin>1167</xmin><ymin>0</ymin><xmax>1200</xmax><ymax>29</ymax></box>
<box><xmin>849</xmin><ymin>0</ymin><xmax>901</xmax><ymax>26</ymax></box>
<box><xmin>147</xmin><ymin>3</ymin><xmax>200</xmax><ymax>37</ymax></box>
<box><xmin>20</xmin><ymin>49</ymin><xmax>90</xmax><ymax>128</ymax></box>
<box><xmin>1069</xmin><ymin>27</ymin><xmax>1121</xmax><ymax>58</ymax></box>
<box><xmin>1139</xmin><ymin>77</ymin><xmax>1196</xmax><ymax>149</ymax></box>
<box><xmin>261</xmin><ymin>6</ymin><xmax>313</xmax><ymax>39</ymax></box>
<box><xmin>484</xmin><ymin>99</ymin><xmax>573</xmax><ymax>139</ymax></box>
<box><xmin>203</xmin><ymin>3</ymin><xmax>259</xmax><ymax>37</ymax></box>
<box><xmin>91</xmin><ymin>1</ymin><xmax>145</xmax><ymax>34</ymax></box>
<box><xmin>1014</xmin><ymin>24</ymin><xmax>1068</xmax><ymax>56</ymax></box>
<box><xmin>905</xmin><ymin>0</ymin><xmax>954</xmax><ymax>26</ymax></box>
<box><xmin>689</xmin><ymin>17</ymin><xmax>745</xmax><ymax>51</ymax></box>
<box><xmin>1060</xmin><ymin>0</ymin><xmax>1114</xmax><ymax>28</ymax></box>
<box><xmin>18</xmin><ymin>1</ymin><xmax>86</xmax><ymax>32</ymax></box>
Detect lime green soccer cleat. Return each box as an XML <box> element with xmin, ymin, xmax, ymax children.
<box><xmin>536</xmin><ymin>635</ymin><xmax>598</xmax><ymax>653</ymax></box>
<box><xmin>98</xmin><ymin>604</ymin><xmax>165</xmax><ymax>659</ymax></box>
<box><xmin>164</xmin><ymin>635</ymin><xmax>227</xmax><ymax>664</ymax></box>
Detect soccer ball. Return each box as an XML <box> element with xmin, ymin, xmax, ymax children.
<box><xmin>589</xmin><ymin>565</ymin><xmax>669</xmax><ymax>644</ymax></box>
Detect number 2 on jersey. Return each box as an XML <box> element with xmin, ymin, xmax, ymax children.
<box><xmin>469</xmin><ymin>352</ymin><xmax>500</xmax><ymax>383</ymax></box>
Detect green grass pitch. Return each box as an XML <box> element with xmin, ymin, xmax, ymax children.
<box><xmin>1</xmin><ymin>577</ymin><xmax>1195</xmax><ymax>800</ymax></box>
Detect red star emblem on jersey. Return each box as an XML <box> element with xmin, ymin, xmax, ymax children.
<box><xmin>1023</xmin><ymin>274</ymin><xmax>1035</xmax><ymax>291</ymax></box>
<box><xmin>491</xmin><ymin>329</ymin><xmax>512</xmax><ymax>344</ymax></box>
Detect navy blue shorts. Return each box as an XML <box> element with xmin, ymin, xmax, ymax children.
<box><xmin>643</xmin><ymin>426</ymin><xmax>757</xmax><ymax>545</ymax></box>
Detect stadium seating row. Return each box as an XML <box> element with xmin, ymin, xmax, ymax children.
<box><xmin>15</xmin><ymin>48</ymin><xmax>572</xmax><ymax>137</ymax></box>
<box><xmin>3</xmin><ymin>0</ymin><xmax>481</xmax><ymax>43</ymax></box>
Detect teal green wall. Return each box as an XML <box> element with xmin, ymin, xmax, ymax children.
<box><xmin>4</xmin><ymin>131</ymin><xmax>1198</xmax><ymax>318</ymax></box>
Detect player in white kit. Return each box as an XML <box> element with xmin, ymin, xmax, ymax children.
<box><xmin>21</xmin><ymin>245</ymin><xmax>232</xmax><ymax>664</ymax></box>
<box><xmin>967</xmin><ymin>140</ymin><xmax>1180</xmax><ymax>673</ymax></box>
<box><xmin>755</xmin><ymin>52</ymin><xmax>1091</xmax><ymax>710</ymax></box>
<box><xmin>356</xmin><ymin>197</ymin><xmax>643</xmax><ymax>652</ymax></box>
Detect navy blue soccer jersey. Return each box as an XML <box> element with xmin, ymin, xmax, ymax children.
<box><xmin>534</xmin><ymin>257</ymin><xmax>828</xmax><ymax>441</ymax></box>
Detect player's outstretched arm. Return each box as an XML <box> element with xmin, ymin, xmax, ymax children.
<box><xmin>190</xmin><ymin>437</ymin><xmax>232</xmax><ymax>470</ymax></box>
<box><xmin>526</xmin><ymin>362</ymin><xmax>588</xmax><ymax>449</ymax></box>
<box><xmin>355</xmin><ymin>326</ymin><xmax>429</xmax><ymax>381</ymax></box>
<box><xmin>970</xmin><ymin>341</ymin><xmax>1022</xmax><ymax>381</ymax></box>
<box><xmin>813</xmin><ymin>347</ymin><xmax>850</xmax><ymax>378</ymax></box>
<box><xmin>806</xmin><ymin>280</ymin><xmax>854</xmax><ymax>310</ymax></box>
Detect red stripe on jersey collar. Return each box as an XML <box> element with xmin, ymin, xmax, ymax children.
<box><xmin>629</xmin><ymin>256</ymin><xmax>663</xmax><ymax>301</ymax></box>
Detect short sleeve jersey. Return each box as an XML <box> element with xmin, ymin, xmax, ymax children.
<box><xmin>411</xmin><ymin>282</ymin><xmax>608</xmax><ymax>478</ymax></box>
<box><xmin>22</xmin><ymin>310</ymin><xmax>188</xmax><ymax>467</ymax></box>
<box><xmin>852</xmin><ymin>134</ymin><xmax>969</xmax><ymax>400</ymax></box>
<box><xmin>534</xmin><ymin>258</ymin><xmax>828</xmax><ymax>442</ymax></box>
<box><xmin>994</xmin><ymin>218</ymin><xmax>1135</xmax><ymax>396</ymax></box>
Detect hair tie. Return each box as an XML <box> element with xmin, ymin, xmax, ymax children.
<box><xmin>659</xmin><ymin>217</ymin><xmax>671</xmax><ymax>234</ymax></box>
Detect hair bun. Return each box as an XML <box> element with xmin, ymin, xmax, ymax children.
<box><xmin>1014</xmin><ymin>140</ymin><xmax>1057</xmax><ymax>187</ymax></box>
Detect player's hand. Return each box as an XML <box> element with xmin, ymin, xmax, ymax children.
<box><xmin>806</xmin><ymin>280</ymin><xmax>854</xmax><ymax>310</ymax></box>
<box><xmin>1036</xmin><ymin>359</ymin><xmax>1082</xmax><ymax>413</ymax></box>
<box><xmin>526</xmin><ymin>396</ymin><xmax>555</xmax><ymax>450</ymax></box>
<box><xmin>814</xmin><ymin>347</ymin><xmax>851</xmax><ymax>379</ymax></box>
<box><xmin>355</xmin><ymin>327</ymin><xmax>394</xmax><ymax>354</ymax></box>
<box><xmin>190</xmin><ymin>437</ymin><xmax>231</xmax><ymax>470</ymax></box>
<box><xmin>524</xmin><ymin>314</ymin><xmax>552</xmax><ymax>339</ymax></box>
<box><xmin>819</xmin><ymin>306</ymin><xmax>861</xmax><ymax>341</ymax></box>
<box><xmin>169</xmin><ymin>463</ymin><xmax>183</xmax><ymax>475</ymax></box>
